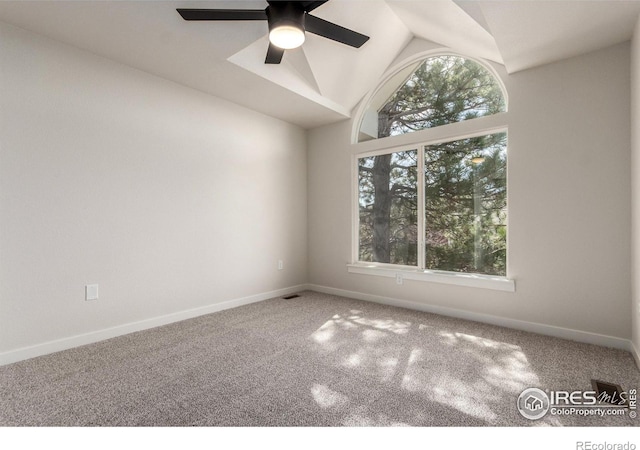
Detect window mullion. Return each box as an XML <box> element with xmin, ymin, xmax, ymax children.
<box><xmin>417</xmin><ymin>145</ymin><xmax>425</xmax><ymax>270</ymax></box>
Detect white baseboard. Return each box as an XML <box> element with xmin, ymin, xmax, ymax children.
<box><xmin>0</xmin><ymin>284</ymin><xmax>306</xmax><ymax>366</ymax></box>
<box><xmin>308</xmin><ymin>284</ymin><xmax>633</xmax><ymax>352</ymax></box>
<box><xmin>631</xmin><ymin>341</ymin><xmax>640</xmax><ymax>370</ymax></box>
<box><xmin>3</xmin><ymin>283</ymin><xmax>636</xmax><ymax>368</ymax></box>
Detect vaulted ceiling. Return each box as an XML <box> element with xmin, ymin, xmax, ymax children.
<box><xmin>1</xmin><ymin>0</ymin><xmax>639</xmax><ymax>129</ymax></box>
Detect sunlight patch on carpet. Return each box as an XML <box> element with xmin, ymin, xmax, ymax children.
<box><xmin>311</xmin><ymin>384</ymin><xmax>349</xmax><ymax>409</ymax></box>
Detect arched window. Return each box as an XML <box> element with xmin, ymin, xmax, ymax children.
<box><xmin>358</xmin><ymin>55</ymin><xmax>506</xmax><ymax>141</ymax></box>
<box><xmin>351</xmin><ymin>54</ymin><xmax>512</xmax><ymax>289</ymax></box>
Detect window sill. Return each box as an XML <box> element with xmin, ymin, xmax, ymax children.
<box><xmin>346</xmin><ymin>263</ymin><xmax>515</xmax><ymax>292</ymax></box>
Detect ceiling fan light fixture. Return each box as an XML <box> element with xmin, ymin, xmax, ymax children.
<box><xmin>269</xmin><ymin>24</ymin><xmax>305</xmax><ymax>49</ymax></box>
<box><xmin>267</xmin><ymin>2</ymin><xmax>306</xmax><ymax>50</ymax></box>
<box><xmin>178</xmin><ymin>1</ymin><xmax>370</xmax><ymax>64</ymax></box>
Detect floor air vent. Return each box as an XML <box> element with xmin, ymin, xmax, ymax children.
<box><xmin>591</xmin><ymin>379</ymin><xmax>626</xmax><ymax>405</ymax></box>
<box><xmin>283</xmin><ymin>294</ymin><xmax>300</xmax><ymax>300</ymax></box>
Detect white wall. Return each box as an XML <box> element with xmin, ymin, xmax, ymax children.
<box><xmin>631</xmin><ymin>17</ymin><xmax>640</xmax><ymax>362</ymax></box>
<box><xmin>308</xmin><ymin>42</ymin><xmax>631</xmax><ymax>341</ymax></box>
<box><xmin>0</xmin><ymin>22</ymin><xmax>307</xmax><ymax>357</ymax></box>
<box><xmin>1</xmin><ymin>19</ymin><xmax>634</xmax><ymax>364</ymax></box>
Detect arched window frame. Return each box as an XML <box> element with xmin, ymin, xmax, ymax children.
<box><xmin>353</xmin><ymin>50</ymin><xmax>509</xmax><ymax>145</ymax></box>
<box><xmin>349</xmin><ymin>51</ymin><xmax>514</xmax><ymax>291</ymax></box>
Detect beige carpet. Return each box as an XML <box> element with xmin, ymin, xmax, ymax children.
<box><xmin>0</xmin><ymin>290</ymin><xmax>638</xmax><ymax>426</ymax></box>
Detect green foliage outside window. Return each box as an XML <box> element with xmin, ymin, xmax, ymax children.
<box><xmin>424</xmin><ymin>134</ymin><xmax>506</xmax><ymax>276</ymax></box>
<box><xmin>357</xmin><ymin>56</ymin><xmax>507</xmax><ymax>276</ymax></box>
<box><xmin>378</xmin><ymin>55</ymin><xmax>505</xmax><ymax>138</ymax></box>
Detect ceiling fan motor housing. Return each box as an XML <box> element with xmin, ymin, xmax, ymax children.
<box><xmin>267</xmin><ymin>2</ymin><xmax>306</xmax><ymax>42</ymax></box>
<box><xmin>177</xmin><ymin>1</ymin><xmax>370</xmax><ymax>63</ymax></box>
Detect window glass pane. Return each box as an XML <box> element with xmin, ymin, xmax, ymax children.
<box><xmin>358</xmin><ymin>56</ymin><xmax>506</xmax><ymax>142</ymax></box>
<box><xmin>358</xmin><ymin>150</ymin><xmax>418</xmax><ymax>265</ymax></box>
<box><xmin>424</xmin><ymin>133</ymin><xmax>507</xmax><ymax>276</ymax></box>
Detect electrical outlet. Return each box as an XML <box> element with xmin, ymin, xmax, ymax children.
<box><xmin>278</xmin><ymin>260</ymin><xmax>283</xmax><ymax>270</ymax></box>
<box><xmin>395</xmin><ymin>273</ymin><xmax>403</xmax><ymax>285</ymax></box>
<box><xmin>85</xmin><ymin>284</ymin><xmax>99</xmax><ymax>301</ymax></box>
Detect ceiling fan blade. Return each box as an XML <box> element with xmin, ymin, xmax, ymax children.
<box><xmin>301</xmin><ymin>1</ymin><xmax>329</xmax><ymax>12</ymax></box>
<box><xmin>265</xmin><ymin>43</ymin><xmax>285</xmax><ymax>64</ymax></box>
<box><xmin>305</xmin><ymin>14</ymin><xmax>369</xmax><ymax>48</ymax></box>
<box><xmin>177</xmin><ymin>9</ymin><xmax>267</xmax><ymax>21</ymax></box>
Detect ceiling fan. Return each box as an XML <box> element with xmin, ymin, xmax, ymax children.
<box><xmin>177</xmin><ymin>1</ymin><xmax>370</xmax><ymax>64</ymax></box>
